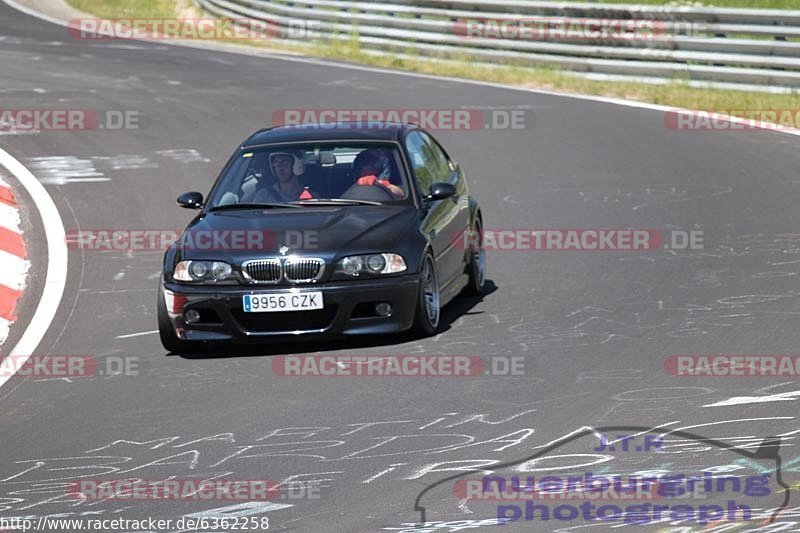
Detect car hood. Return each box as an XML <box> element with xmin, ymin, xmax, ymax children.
<box><xmin>176</xmin><ymin>205</ymin><xmax>418</xmax><ymax>263</ymax></box>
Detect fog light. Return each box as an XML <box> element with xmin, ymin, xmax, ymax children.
<box><xmin>375</xmin><ymin>302</ymin><xmax>392</xmax><ymax>317</ymax></box>
<box><xmin>185</xmin><ymin>309</ymin><xmax>201</xmax><ymax>323</ymax></box>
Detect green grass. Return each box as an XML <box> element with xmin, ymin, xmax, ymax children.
<box><xmin>67</xmin><ymin>0</ymin><xmax>800</xmax><ymax>120</ymax></box>
<box><xmin>69</xmin><ymin>0</ymin><xmax>176</xmax><ymax>18</ymax></box>
<box><xmin>313</xmin><ymin>38</ymin><xmax>800</xmax><ymax>112</ymax></box>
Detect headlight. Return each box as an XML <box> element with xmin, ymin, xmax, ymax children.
<box><xmin>335</xmin><ymin>253</ymin><xmax>406</xmax><ymax>277</ymax></box>
<box><xmin>173</xmin><ymin>260</ymin><xmax>235</xmax><ymax>283</ymax></box>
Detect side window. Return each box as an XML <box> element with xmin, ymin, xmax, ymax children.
<box><xmin>405</xmin><ymin>131</ymin><xmax>432</xmax><ymax>194</ymax></box>
<box><xmin>422</xmin><ymin>133</ymin><xmax>452</xmax><ymax>183</ymax></box>
<box><xmin>404</xmin><ymin>131</ymin><xmax>450</xmax><ymax>195</ymax></box>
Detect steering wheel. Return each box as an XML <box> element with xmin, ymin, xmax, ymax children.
<box><xmin>340</xmin><ymin>182</ymin><xmax>396</xmax><ymax>201</ymax></box>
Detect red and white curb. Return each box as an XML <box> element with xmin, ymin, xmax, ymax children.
<box><xmin>0</xmin><ymin>172</ymin><xmax>29</xmax><ymax>346</ymax></box>
<box><xmin>0</xmin><ymin>148</ymin><xmax>66</xmax><ymax>391</ymax></box>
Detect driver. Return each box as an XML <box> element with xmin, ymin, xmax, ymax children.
<box><xmin>269</xmin><ymin>152</ymin><xmax>315</xmax><ymax>201</ymax></box>
<box><xmin>353</xmin><ymin>149</ymin><xmax>404</xmax><ymax>199</ymax></box>
<box><xmin>239</xmin><ymin>151</ymin><xmax>314</xmax><ymax>204</ymax></box>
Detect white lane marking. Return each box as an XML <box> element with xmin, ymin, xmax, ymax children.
<box><xmin>92</xmin><ymin>155</ymin><xmax>157</xmax><ymax>170</ymax></box>
<box><xmin>0</xmin><ymin>130</ymin><xmax>38</xmax><ymax>137</ymax></box>
<box><xmin>5</xmin><ymin>0</ymin><xmax>800</xmax><ymax>142</ymax></box>
<box><xmin>27</xmin><ymin>156</ymin><xmax>104</xmax><ymax>183</ymax></box>
<box><xmin>0</xmin><ymin>249</ymin><xmax>30</xmax><ymax>291</ymax></box>
<box><xmin>705</xmin><ymin>391</ymin><xmax>800</xmax><ymax>407</ymax></box>
<box><xmin>44</xmin><ymin>177</ymin><xmax>110</xmax><ymax>183</ymax></box>
<box><xmin>0</xmin><ymin>148</ymin><xmax>67</xmax><ymax>390</ymax></box>
<box><xmin>115</xmin><ymin>330</ymin><xmax>157</xmax><ymax>339</ymax></box>
<box><xmin>183</xmin><ymin>502</ymin><xmax>293</xmax><ymax>519</ymax></box>
<box><xmin>362</xmin><ymin>463</ymin><xmax>407</xmax><ymax>484</ymax></box>
<box><xmin>665</xmin><ymin>417</ymin><xmax>792</xmax><ymax>434</ymax></box>
<box><xmin>27</xmin><ymin>154</ymin><xmax>157</xmax><ymax>184</ymax></box>
<box><xmin>156</xmin><ymin>149</ymin><xmax>210</xmax><ymax>163</ymax></box>
<box><xmin>0</xmin><ymin>201</ymin><xmax>22</xmax><ymax>233</ymax></box>
<box><xmin>25</xmin><ymin>150</ymin><xmax>208</xmax><ymax>187</ymax></box>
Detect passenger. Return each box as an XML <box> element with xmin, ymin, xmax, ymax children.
<box><xmin>353</xmin><ymin>149</ymin><xmax>404</xmax><ymax>199</ymax></box>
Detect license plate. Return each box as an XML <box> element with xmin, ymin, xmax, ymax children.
<box><xmin>242</xmin><ymin>291</ymin><xmax>323</xmax><ymax>313</ymax></box>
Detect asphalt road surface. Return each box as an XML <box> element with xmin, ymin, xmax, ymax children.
<box><xmin>1</xmin><ymin>3</ymin><xmax>799</xmax><ymax>532</ymax></box>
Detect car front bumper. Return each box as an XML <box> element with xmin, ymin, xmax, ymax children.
<box><xmin>161</xmin><ymin>275</ymin><xmax>420</xmax><ymax>342</ymax></box>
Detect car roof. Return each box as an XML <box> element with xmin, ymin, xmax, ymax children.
<box><xmin>241</xmin><ymin>121</ymin><xmax>418</xmax><ymax>148</ymax></box>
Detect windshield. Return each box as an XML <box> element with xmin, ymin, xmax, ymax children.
<box><xmin>206</xmin><ymin>142</ymin><xmax>410</xmax><ymax>209</ymax></box>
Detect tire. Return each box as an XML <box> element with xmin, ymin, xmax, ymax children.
<box><xmin>461</xmin><ymin>216</ymin><xmax>486</xmax><ymax>296</ymax></box>
<box><xmin>413</xmin><ymin>253</ymin><xmax>441</xmax><ymax>337</ymax></box>
<box><xmin>157</xmin><ymin>290</ymin><xmax>193</xmax><ymax>354</ymax></box>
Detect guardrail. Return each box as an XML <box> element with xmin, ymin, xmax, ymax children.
<box><xmin>195</xmin><ymin>0</ymin><xmax>800</xmax><ymax>91</ymax></box>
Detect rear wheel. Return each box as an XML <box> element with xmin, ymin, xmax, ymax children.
<box><xmin>413</xmin><ymin>254</ymin><xmax>440</xmax><ymax>337</ymax></box>
<box><xmin>462</xmin><ymin>217</ymin><xmax>485</xmax><ymax>296</ymax></box>
<box><xmin>157</xmin><ymin>290</ymin><xmax>193</xmax><ymax>353</ymax></box>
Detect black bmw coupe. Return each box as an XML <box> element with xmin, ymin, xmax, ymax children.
<box><xmin>158</xmin><ymin>122</ymin><xmax>485</xmax><ymax>352</ymax></box>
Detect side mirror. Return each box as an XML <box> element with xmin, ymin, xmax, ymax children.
<box><xmin>426</xmin><ymin>182</ymin><xmax>456</xmax><ymax>202</ymax></box>
<box><xmin>177</xmin><ymin>191</ymin><xmax>204</xmax><ymax>209</ymax></box>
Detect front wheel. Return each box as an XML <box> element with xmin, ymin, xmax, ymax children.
<box><xmin>413</xmin><ymin>254</ymin><xmax>440</xmax><ymax>337</ymax></box>
<box><xmin>461</xmin><ymin>217</ymin><xmax>486</xmax><ymax>296</ymax></box>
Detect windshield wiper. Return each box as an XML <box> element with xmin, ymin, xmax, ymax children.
<box><xmin>289</xmin><ymin>199</ymin><xmax>382</xmax><ymax>206</ymax></box>
<box><xmin>208</xmin><ymin>203</ymin><xmax>302</xmax><ymax>211</ymax></box>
